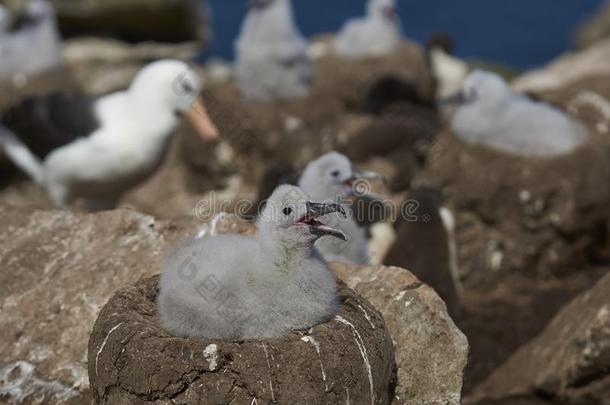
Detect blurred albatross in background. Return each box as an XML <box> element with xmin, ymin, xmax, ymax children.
<box><xmin>447</xmin><ymin>70</ymin><xmax>589</xmax><ymax>157</ymax></box>
<box><xmin>234</xmin><ymin>0</ymin><xmax>313</xmax><ymax>102</ymax></box>
<box><xmin>0</xmin><ymin>0</ymin><xmax>62</xmax><ymax>80</ymax></box>
<box><xmin>334</xmin><ymin>0</ymin><xmax>402</xmax><ymax>58</ymax></box>
<box><xmin>0</xmin><ymin>59</ymin><xmax>219</xmax><ymax>209</ymax></box>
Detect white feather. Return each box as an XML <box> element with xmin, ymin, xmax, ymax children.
<box><xmin>4</xmin><ymin>60</ymin><xmax>202</xmax><ymax>207</ymax></box>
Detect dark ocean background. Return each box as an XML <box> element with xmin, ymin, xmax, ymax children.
<box><xmin>205</xmin><ymin>0</ymin><xmax>604</xmax><ymax>71</ymax></box>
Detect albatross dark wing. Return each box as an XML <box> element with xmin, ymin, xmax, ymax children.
<box><xmin>1</xmin><ymin>93</ymin><xmax>101</xmax><ymax>159</ymax></box>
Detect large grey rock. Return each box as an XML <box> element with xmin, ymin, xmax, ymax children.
<box><xmin>0</xmin><ymin>204</ymin><xmax>203</xmax><ymax>404</ymax></box>
<box><xmin>88</xmin><ymin>276</ymin><xmax>395</xmax><ymax>404</ymax></box>
<box><xmin>334</xmin><ymin>263</ymin><xmax>469</xmax><ymax>405</ymax></box>
<box><xmin>466</xmin><ymin>271</ymin><xmax>610</xmax><ymax>405</ymax></box>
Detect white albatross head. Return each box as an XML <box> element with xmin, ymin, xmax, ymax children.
<box><xmin>128</xmin><ymin>59</ymin><xmax>220</xmax><ymax>142</ymax></box>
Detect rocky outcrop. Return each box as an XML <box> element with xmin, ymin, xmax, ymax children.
<box><xmin>0</xmin><ymin>205</ymin><xmax>202</xmax><ymax>404</ymax></box>
<box><xmin>88</xmin><ymin>276</ymin><xmax>395</xmax><ymax>404</ymax></box>
<box><xmin>512</xmin><ymin>39</ymin><xmax>610</xmax><ymax>94</ymax></box>
<box><xmin>466</xmin><ymin>271</ymin><xmax>610</xmax><ymax>405</ymax></box>
<box><xmin>334</xmin><ymin>263</ymin><xmax>469</xmax><ymax>405</ymax></box>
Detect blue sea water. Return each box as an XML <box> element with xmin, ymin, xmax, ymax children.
<box><xmin>205</xmin><ymin>0</ymin><xmax>604</xmax><ymax>71</ymax></box>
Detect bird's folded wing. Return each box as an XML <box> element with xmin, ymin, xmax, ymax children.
<box><xmin>1</xmin><ymin>92</ymin><xmax>101</xmax><ymax>159</ymax></box>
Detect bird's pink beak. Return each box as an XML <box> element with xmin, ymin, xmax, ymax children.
<box><xmin>185</xmin><ymin>97</ymin><xmax>220</xmax><ymax>142</ymax></box>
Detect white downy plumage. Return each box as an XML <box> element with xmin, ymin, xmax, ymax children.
<box><xmin>0</xmin><ymin>60</ymin><xmax>219</xmax><ymax>208</ymax></box>
<box><xmin>159</xmin><ymin>185</ymin><xmax>345</xmax><ymax>339</ymax></box>
<box><xmin>235</xmin><ymin>0</ymin><xmax>313</xmax><ymax>102</ymax></box>
<box><xmin>334</xmin><ymin>0</ymin><xmax>402</xmax><ymax>58</ymax></box>
<box><xmin>450</xmin><ymin>70</ymin><xmax>589</xmax><ymax>157</ymax></box>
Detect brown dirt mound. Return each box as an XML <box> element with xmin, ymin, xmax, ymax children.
<box><xmin>88</xmin><ymin>276</ymin><xmax>396</xmax><ymax>404</ymax></box>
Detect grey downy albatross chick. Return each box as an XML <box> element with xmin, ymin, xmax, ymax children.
<box><xmin>298</xmin><ymin>152</ymin><xmax>380</xmax><ymax>265</ymax></box>
<box><xmin>234</xmin><ymin>0</ymin><xmax>313</xmax><ymax>102</ymax></box>
<box><xmin>445</xmin><ymin>69</ymin><xmax>589</xmax><ymax>157</ymax></box>
<box><xmin>158</xmin><ymin>185</ymin><xmax>346</xmax><ymax>340</ymax></box>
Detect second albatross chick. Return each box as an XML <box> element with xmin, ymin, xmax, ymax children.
<box><xmin>159</xmin><ymin>185</ymin><xmax>346</xmax><ymax>340</ymax></box>
<box><xmin>0</xmin><ymin>59</ymin><xmax>219</xmax><ymax>208</ymax></box>
<box><xmin>299</xmin><ymin>152</ymin><xmax>380</xmax><ymax>265</ymax></box>
<box><xmin>446</xmin><ymin>70</ymin><xmax>589</xmax><ymax>157</ymax></box>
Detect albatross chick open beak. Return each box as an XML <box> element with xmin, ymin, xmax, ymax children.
<box><xmin>185</xmin><ymin>97</ymin><xmax>220</xmax><ymax>142</ymax></box>
<box><xmin>296</xmin><ymin>202</ymin><xmax>347</xmax><ymax>241</ymax></box>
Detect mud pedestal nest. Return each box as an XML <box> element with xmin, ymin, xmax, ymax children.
<box><xmin>88</xmin><ymin>276</ymin><xmax>395</xmax><ymax>404</ymax></box>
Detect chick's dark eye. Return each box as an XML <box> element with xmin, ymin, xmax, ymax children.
<box><xmin>331</xmin><ymin>170</ymin><xmax>340</xmax><ymax>177</ymax></box>
<box><xmin>282</xmin><ymin>207</ymin><xmax>292</xmax><ymax>216</ymax></box>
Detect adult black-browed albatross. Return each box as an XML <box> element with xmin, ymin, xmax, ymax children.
<box><xmin>0</xmin><ymin>59</ymin><xmax>219</xmax><ymax>208</ymax></box>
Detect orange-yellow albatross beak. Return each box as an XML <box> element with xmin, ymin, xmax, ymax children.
<box><xmin>185</xmin><ymin>97</ymin><xmax>220</xmax><ymax>142</ymax></box>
